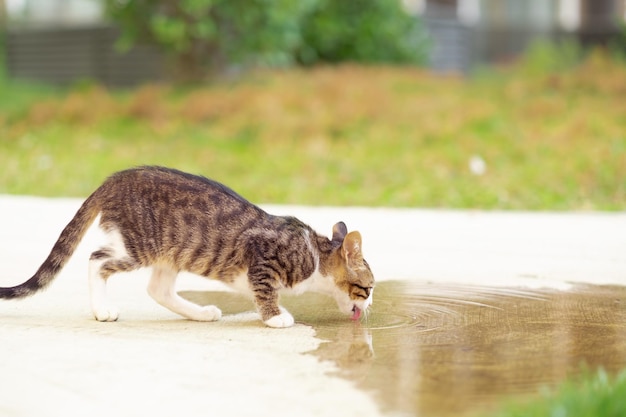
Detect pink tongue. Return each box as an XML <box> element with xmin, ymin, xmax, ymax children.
<box><xmin>351</xmin><ymin>307</ymin><xmax>362</xmax><ymax>321</ymax></box>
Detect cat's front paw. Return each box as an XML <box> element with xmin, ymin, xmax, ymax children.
<box><xmin>264</xmin><ymin>308</ymin><xmax>295</xmax><ymax>328</ymax></box>
<box><xmin>93</xmin><ymin>305</ymin><xmax>119</xmax><ymax>322</ymax></box>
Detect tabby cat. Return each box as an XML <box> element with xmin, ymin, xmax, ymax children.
<box><xmin>0</xmin><ymin>166</ymin><xmax>374</xmax><ymax>328</ymax></box>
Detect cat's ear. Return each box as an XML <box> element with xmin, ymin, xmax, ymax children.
<box><xmin>332</xmin><ymin>221</ymin><xmax>348</xmax><ymax>243</ymax></box>
<box><xmin>341</xmin><ymin>231</ymin><xmax>363</xmax><ymax>269</ymax></box>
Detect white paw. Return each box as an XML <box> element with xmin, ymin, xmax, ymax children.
<box><xmin>93</xmin><ymin>305</ymin><xmax>119</xmax><ymax>322</ymax></box>
<box><xmin>264</xmin><ymin>309</ymin><xmax>295</xmax><ymax>328</ymax></box>
<box><xmin>194</xmin><ymin>305</ymin><xmax>222</xmax><ymax>322</ymax></box>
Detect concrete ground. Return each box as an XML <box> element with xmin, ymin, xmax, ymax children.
<box><xmin>1</xmin><ymin>195</ymin><xmax>624</xmax><ymax>417</ymax></box>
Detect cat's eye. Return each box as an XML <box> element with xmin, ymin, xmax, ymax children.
<box><xmin>352</xmin><ymin>284</ymin><xmax>372</xmax><ymax>299</ymax></box>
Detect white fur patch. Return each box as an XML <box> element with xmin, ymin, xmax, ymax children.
<box><xmin>88</xmin><ymin>258</ymin><xmax>119</xmax><ymax>322</ymax></box>
<box><xmin>264</xmin><ymin>307</ymin><xmax>295</xmax><ymax>328</ymax></box>
<box><xmin>363</xmin><ymin>288</ymin><xmax>374</xmax><ymax>311</ymax></box>
<box><xmin>88</xmin><ymin>225</ymin><xmax>128</xmax><ymax>322</ymax></box>
<box><xmin>287</xmin><ymin>267</ymin><xmax>332</xmax><ymax>295</ymax></box>
<box><xmin>225</xmin><ymin>271</ymin><xmax>254</xmax><ymax>298</ymax></box>
<box><xmin>107</xmin><ymin>228</ymin><xmax>130</xmax><ymax>259</ymax></box>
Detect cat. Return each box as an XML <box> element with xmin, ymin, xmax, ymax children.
<box><xmin>0</xmin><ymin>166</ymin><xmax>374</xmax><ymax>328</ymax></box>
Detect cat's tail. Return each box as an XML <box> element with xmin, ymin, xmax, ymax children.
<box><xmin>0</xmin><ymin>194</ymin><xmax>101</xmax><ymax>299</ymax></box>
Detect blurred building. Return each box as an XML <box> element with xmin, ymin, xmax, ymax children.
<box><xmin>412</xmin><ymin>0</ymin><xmax>626</xmax><ymax>72</ymax></box>
<box><xmin>2</xmin><ymin>0</ymin><xmax>626</xmax><ymax>85</ymax></box>
<box><xmin>3</xmin><ymin>0</ymin><xmax>103</xmax><ymax>26</ymax></box>
<box><xmin>2</xmin><ymin>0</ymin><xmax>164</xmax><ymax>86</ymax></box>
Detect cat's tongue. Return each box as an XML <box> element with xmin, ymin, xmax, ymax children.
<box><xmin>351</xmin><ymin>306</ymin><xmax>362</xmax><ymax>321</ymax></box>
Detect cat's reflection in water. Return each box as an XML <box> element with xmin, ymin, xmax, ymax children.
<box><xmin>314</xmin><ymin>324</ymin><xmax>374</xmax><ymax>381</ymax></box>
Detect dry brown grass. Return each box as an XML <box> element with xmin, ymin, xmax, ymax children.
<box><xmin>1</xmin><ymin>54</ymin><xmax>625</xmax><ymax>209</ymax></box>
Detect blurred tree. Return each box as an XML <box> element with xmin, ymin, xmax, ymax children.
<box><xmin>105</xmin><ymin>0</ymin><xmax>426</xmax><ymax>80</ymax></box>
<box><xmin>297</xmin><ymin>0</ymin><xmax>427</xmax><ymax>65</ymax></box>
<box><xmin>105</xmin><ymin>0</ymin><xmax>317</xmax><ymax>80</ymax></box>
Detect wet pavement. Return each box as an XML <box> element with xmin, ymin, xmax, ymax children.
<box><xmin>183</xmin><ymin>281</ymin><xmax>626</xmax><ymax>417</ymax></box>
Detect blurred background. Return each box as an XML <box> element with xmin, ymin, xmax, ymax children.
<box><xmin>0</xmin><ymin>0</ymin><xmax>625</xmax><ymax>209</ymax></box>
<box><xmin>2</xmin><ymin>0</ymin><xmax>625</xmax><ymax>82</ymax></box>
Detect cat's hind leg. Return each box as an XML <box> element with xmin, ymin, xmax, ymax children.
<box><xmin>89</xmin><ymin>251</ymin><xmax>139</xmax><ymax>322</ymax></box>
<box><xmin>89</xmin><ymin>228</ymin><xmax>140</xmax><ymax>322</ymax></box>
<box><xmin>147</xmin><ymin>266</ymin><xmax>222</xmax><ymax>322</ymax></box>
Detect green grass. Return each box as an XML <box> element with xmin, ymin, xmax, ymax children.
<box><xmin>481</xmin><ymin>369</ymin><xmax>626</xmax><ymax>417</ymax></box>
<box><xmin>0</xmin><ymin>46</ymin><xmax>625</xmax><ymax>209</ymax></box>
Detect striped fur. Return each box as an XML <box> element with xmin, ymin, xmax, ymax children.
<box><xmin>1</xmin><ymin>166</ymin><xmax>375</xmax><ymax>327</ymax></box>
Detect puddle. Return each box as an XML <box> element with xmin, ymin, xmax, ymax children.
<box><xmin>182</xmin><ymin>281</ymin><xmax>626</xmax><ymax>417</ymax></box>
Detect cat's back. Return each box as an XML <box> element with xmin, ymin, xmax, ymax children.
<box><xmin>99</xmin><ymin>166</ymin><xmax>248</xmax><ymax>205</ymax></box>
<box><xmin>94</xmin><ymin>166</ymin><xmax>265</xmax><ymax>226</ymax></box>
<box><xmin>103</xmin><ymin>166</ymin><xmax>236</xmax><ymax>196</ymax></box>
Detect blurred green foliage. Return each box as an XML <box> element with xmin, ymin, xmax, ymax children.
<box><xmin>517</xmin><ymin>40</ymin><xmax>584</xmax><ymax>76</ymax></box>
<box><xmin>296</xmin><ymin>0</ymin><xmax>427</xmax><ymax>65</ymax></box>
<box><xmin>483</xmin><ymin>369</ymin><xmax>626</xmax><ymax>417</ymax></box>
<box><xmin>104</xmin><ymin>0</ymin><xmax>426</xmax><ymax>79</ymax></box>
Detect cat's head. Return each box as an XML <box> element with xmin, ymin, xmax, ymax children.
<box><xmin>323</xmin><ymin>222</ymin><xmax>375</xmax><ymax>320</ymax></box>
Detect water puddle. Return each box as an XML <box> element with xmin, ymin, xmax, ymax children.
<box><xmin>182</xmin><ymin>281</ymin><xmax>626</xmax><ymax>417</ymax></box>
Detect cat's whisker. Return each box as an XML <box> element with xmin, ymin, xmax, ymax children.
<box><xmin>362</xmin><ymin>306</ymin><xmax>371</xmax><ymax>323</ymax></box>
